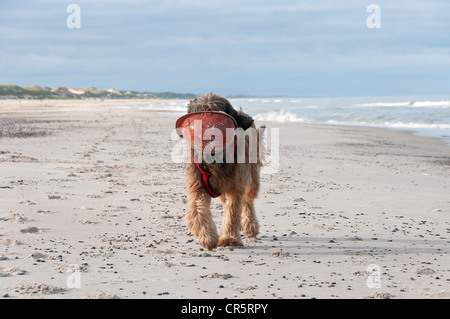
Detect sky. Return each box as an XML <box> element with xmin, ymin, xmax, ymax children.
<box><xmin>1</xmin><ymin>0</ymin><xmax>449</xmax><ymax>97</ymax></box>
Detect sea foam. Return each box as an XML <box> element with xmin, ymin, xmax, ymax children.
<box><xmin>356</xmin><ymin>101</ymin><xmax>450</xmax><ymax>108</ymax></box>
<box><xmin>253</xmin><ymin>110</ymin><xmax>312</xmax><ymax>123</ymax></box>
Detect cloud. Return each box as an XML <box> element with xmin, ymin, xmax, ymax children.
<box><xmin>1</xmin><ymin>0</ymin><xmax>449</xmax><ymax>95</ymax></box>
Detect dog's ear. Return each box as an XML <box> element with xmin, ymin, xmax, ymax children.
<box><xmin>235</xmin><ymin>109</ymin><xmax>254</xmax><ymax>130</ymax></box>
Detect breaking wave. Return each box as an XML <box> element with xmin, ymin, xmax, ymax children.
<box><xmin>253</xmin><ymin>110</ymin><xmax>312</xmax><ymax>123</ymax></box>
<box><xmin>355</xmin><ymin>100</ymin><xmax>450</xmax><ymax>108</ymax></box>
<box><xmin>383</xmin><ymin>122</ymin><xmax>450</xmax><ymax>129</ymax></box>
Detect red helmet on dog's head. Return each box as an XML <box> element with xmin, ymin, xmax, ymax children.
<box><xmin>175</xmin><ymin>111</ymin><xmax>237</xmax><ymax>153</ymax></box>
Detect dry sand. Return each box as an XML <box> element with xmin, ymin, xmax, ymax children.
<box><xmin>0</xmin><ymin>99</ymin><xmax>449</xmax><ymax>299</ymax></box>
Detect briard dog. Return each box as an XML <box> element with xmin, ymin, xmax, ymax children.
<box><xmin>177</xmin><ymin>93</ymin><xmax>264</xmax><ymax>250</ymax></box>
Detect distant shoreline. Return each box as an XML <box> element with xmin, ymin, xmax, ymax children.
<box><xmin>0</xmin><ymin>84</ymin><xmax>253</xmax><ymax>100</ymax></box>
<box><xmin>0</xmin><ymin>84</ymin><xmax>197</xmax><ymax>100</ymax></box>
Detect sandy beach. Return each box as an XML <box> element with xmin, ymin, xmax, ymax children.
<box><xmin>0</xmin><ymin>99</ymin><xmax>448</xmax><ymax>299</ymax></box>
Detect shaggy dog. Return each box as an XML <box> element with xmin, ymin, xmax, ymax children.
<box><xmin>182</xmin><ymin>93</ymin><xmax>264</xmax><ymax>250</ymax></box>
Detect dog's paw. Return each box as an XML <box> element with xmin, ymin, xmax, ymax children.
<box><xmin>218</xmin><ymin>236</ymin><xmax>243</xmax><ymax>247</ymax></box>
<box><xmin>198</xmin><ymin>234</ymin><xmax>219</xmax><ymax>251</ymax></box>
<box><xmin>242</xmin><ymin>220</ymin><xmax>259</xmax><ymax>238</ymax></box>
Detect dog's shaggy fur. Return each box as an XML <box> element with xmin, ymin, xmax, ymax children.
<box><xmin>184</xmin><ymin>93</ymin><xmax>264</xmax><ymax>250</ymax></box>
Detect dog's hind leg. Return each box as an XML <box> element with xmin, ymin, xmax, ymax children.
<box><xmin>185</xmin><ymin>190</ymin><xmax>219</xmax><ymax>250</ymax></box>
<box><xmin>242</xmin><ymin>198</ymin><xmax>259</xmax><ymax>238</ymax></box>
<box><xmin>219</xmin><ymin>192</ymin><xmax>244</xmax><ymax>247</ymax></box>
<box><xmin>241</xmin><ymin>172</ymin><xmax>260</xmax><ymax>238</ymax></box>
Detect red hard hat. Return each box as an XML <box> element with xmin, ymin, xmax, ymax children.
<box><xmin>175</xmin><ymin>111</ymin><xmax>237</xmax><ymax>153</ymax></box>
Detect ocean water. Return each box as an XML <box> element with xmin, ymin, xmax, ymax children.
<box><xmin>123</xmin><ymin>95</ymin><xmax>450</xmax><ymax>144</ymax></box>
<box><xmin>232</xmin><ymin>95</ymin><xmax>450</xmax><ymax>143</ymax></box>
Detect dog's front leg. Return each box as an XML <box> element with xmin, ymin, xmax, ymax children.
<box><xmin>185</xmin><ymin>190</ymin><xmax>219</xmax><ymax>250</ymax></box>
<box><xmin>219</xmin><ymin>192</ymin><xmax>244</xmax><ymax>247</ymax></box>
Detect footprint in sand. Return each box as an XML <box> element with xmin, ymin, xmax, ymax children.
<box><xmin>10</xmin><ymin>284</ymin><xmax>65</xmax><ymax>296</ymax></box>
<box><xmin>36</xmin><ymin>210</ymin><xmax>54</xmax><ymax>214</ymax></box>
<box><xmin>0</xmin><ymin>213</ymin><xmax>28</xmax><ymax>223</ymax></box>
<box><xmin>0</xmin><ymin>267</ymin><xmax>26</xmax><ymax>277</ymax></box>
<box><xmin>0</xmin><ymin>238</ymin><xmax>20</xmax><ymax>246</ymax></box>
<box><xmin>48</xmin><ymin>195</ymin><xmax>62</xmax><ymax>200</ymax></box>
<box><xmin>20</xmin><ymin>226</ymin><xmax>42</xmax><ymax>234</ymax></box>
<box><xmin>29</xmin><ymin>252</ymin><xmax>48</xmax><ymax>260</ymax></box>
<box><xmin>18</xmin><ymin>200</ymin><xmax>36</xmax><ymax>205</ymax></box>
